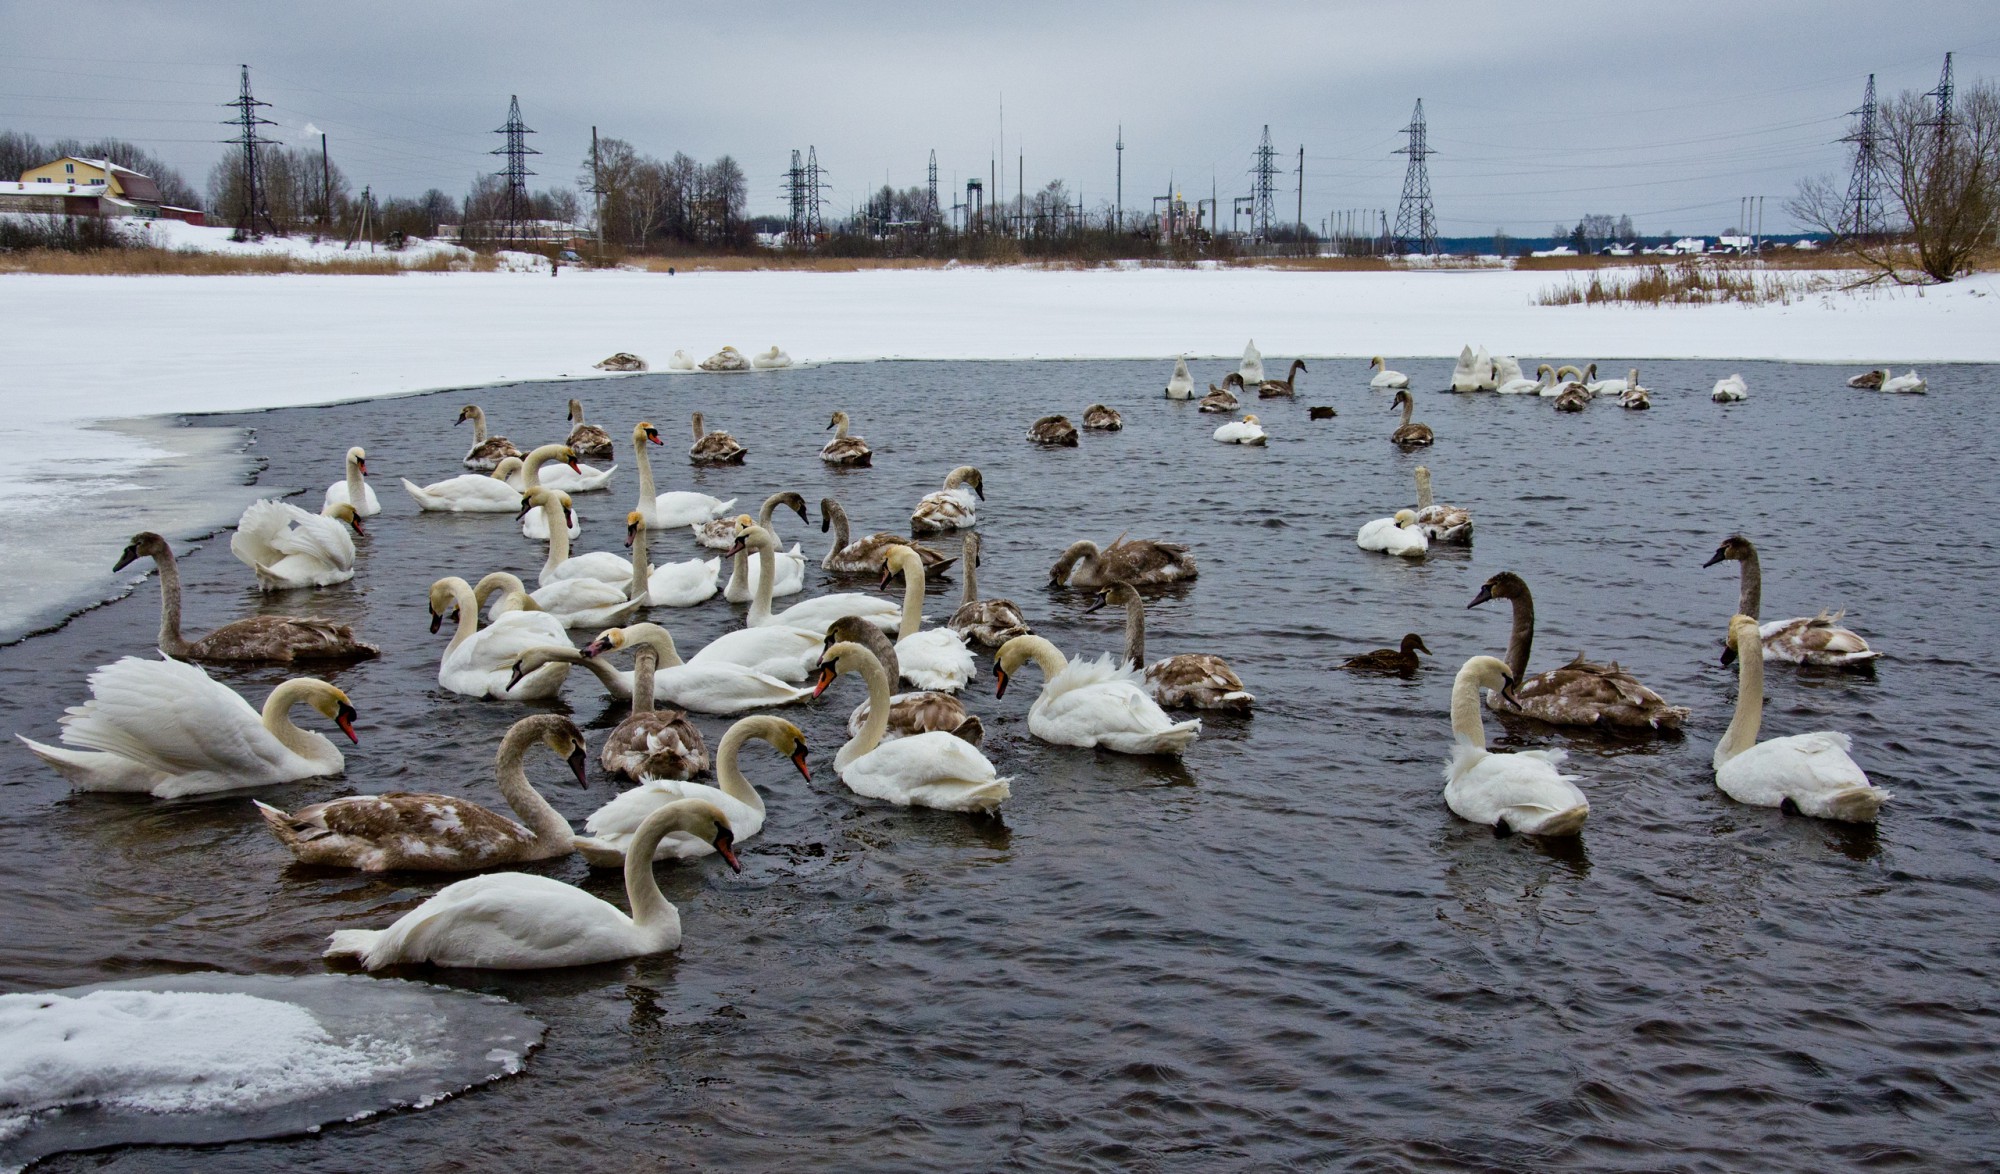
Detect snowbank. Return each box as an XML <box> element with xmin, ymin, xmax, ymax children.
<box><xmin>114</xmin><ymin>218</ymin><xmax>482</xmax><ymax>267</ymax></box>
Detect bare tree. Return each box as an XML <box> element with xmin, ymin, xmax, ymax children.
<box><xmin>1790</xmin><ymin>79</ymin><xmax>2000</xmax><ymax>283</ymax></box>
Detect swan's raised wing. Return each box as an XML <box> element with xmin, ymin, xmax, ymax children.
<box><xmin>229</xmin><ymin>499</ymin><xmax>307</xmax><ymax>567</ymax></box>
<box><xmin>269</xmin><ymin>512</ymin><xmax>355</xmax><ymax>569</ymax></box>
<box><xmin>56</xmin><ymin>656</ymin><xmax>295</xmax><ymax>778</ymax></box>
<box><xmin>465</xmin><ymin>614</ymin><xmax>574</xmax><ymax>670</ymax></box>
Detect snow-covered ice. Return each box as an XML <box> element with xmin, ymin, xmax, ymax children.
<box><xmin>0</xmin><ymin>972</ymin><xmax>541</xmax><ymax>1172</ymax></box>
<box><xmin>0</xmin><ymin>262</ymin><xmax>1993</xmax><ymax>640</ymax></box>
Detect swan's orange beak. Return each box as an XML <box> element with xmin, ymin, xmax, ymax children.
<box><xmin>724</xmin><ymin>536</ymin><xmax>747</xmax><ymax>557</ymax></box>
<box><xmin>994</xmin><ymin>665</ymin><xmax>1010</xmax><ymax>698</ymax></box>
<box><xmin>334</xmin><ymin>701</ymin><xmax>359</xmax><ymax>744</ymax></box>
<box><xmin>712</xmin><ymin>829</ymin><xmax>742</xmax><ymax>873</ymax></box>
<box><xmin>789</xmin><ymin>741</ymin><xmax>811</xmax><ymax>781</ymax></box>
<box><xmin>624</xmin><ymin>521</ymin><xmax>637</xmax><ymax>548</ymax></box>
<box><xmin>357</xmin><ymin>457</ymin><xmax>367</xmax><ymax>475</ymax></box>
<box><xmin>350</xmin><ymin>516</ymin><xmax>366</xmax><ymax>537</ymax></box>
<box><xmin>811</xmin><ymin>663</ymin><xmax>836</xmax><ymax>699</ymax></box>
<box><xmin>644</xmin><ymin>427</ymin><xmax>662</xmax><ymax>445</ymax></box>
<box><xmin>565</xmin><ymin>456</ymin><xmax>581</xmax><ymax>474</ymax></box>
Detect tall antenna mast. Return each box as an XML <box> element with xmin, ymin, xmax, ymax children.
<box><xmin>490</xmin><ymin>95</ymin><xmax>539</xmax><ymax>244</ymax></box>
<box><xmin>1250</xmin><ymin>124</ymin><xmax>1277</xmax><ymax>242</ymax></box>
<box><xmin>1392</xmin><ymin>99</ymin><xmax>1438</xmax><ymax>255</ymax></box>
<box><xmin>221</xmin><ymin>64</ymin><xmax>277</xmax><ymax>238</ymax></box>
<box><xmin>1839</xmin><ymin>74</ymin><xmax>1885</xmax><ymax>238</ymax></box>
<box><xmin>1115</xmin><ymin>125</ymin><xmax>1124</xmax><ymax>232</ymax></box>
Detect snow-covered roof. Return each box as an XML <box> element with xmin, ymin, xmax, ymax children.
<box><xmin>0</xmin><ymin>180</ymin><xmax>101</xmax><ymax>195</ymax></box>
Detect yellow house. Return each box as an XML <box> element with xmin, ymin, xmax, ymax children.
<box><xmin>17</xmin><ymin>156</ymin><xmax>164</xmax><ymax>212</ymax></box>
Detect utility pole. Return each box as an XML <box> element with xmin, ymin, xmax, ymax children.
<box><xmin>1295</xmin><ymin>144</ymin><xmax>1304</xmax><ymax>240</ymax></box>
<box><xmin>221</xmin><ymin>64</ymin><xmax>276</xmax><ymax>238</ymax></box>
<box><xmin>319</xmin><ymin>131</ymin><xmax>330</xmax><ymax>231</ymax></box>
<box><xmin>1115</xmin><ymin>125</ymin><xmax>1124</xmax><ymax>232</ymax></box>
<box><xmin>1392</xmin><ymin>99</ymin><xmax>1438</xmax><ymax>255</ymax></box>
<box><xmin>490</xmin><ymin>95</ymin><xmax>539</xmax><ymax>245</ymax></box>
<box><xmin>589</xmin><ymin>126</ymin><xmax>605</xmax><ymax>245</ymax></box>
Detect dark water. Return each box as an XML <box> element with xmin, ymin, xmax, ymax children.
<box><xmin>3</xmin><ymin>360</ymin><xmax>1998</xmax><ymax>1171</ymax></box>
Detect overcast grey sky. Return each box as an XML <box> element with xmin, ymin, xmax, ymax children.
<box><xmin>4</xmin><ymin>1</ymin><xmax>1996</xmax><ymax>236</ymax></box>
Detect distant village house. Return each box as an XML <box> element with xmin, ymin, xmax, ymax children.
<box><xmin>0</xmin><ymin>157</ymin><xmax>204</xmax><ymax>224</ymax></box>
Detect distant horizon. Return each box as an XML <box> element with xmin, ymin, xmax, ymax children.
<box><xmin>1</xmin><ymin>2</ymin><xmax>1993</xmax><ymax>237</ymax></box>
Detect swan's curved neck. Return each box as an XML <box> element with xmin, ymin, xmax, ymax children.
<box><xmin>1400</xmin><ymin>396</ymin><xmax>1415</xmax><ymax>427</ymax></box>
<box><xmin>824</xmin><ymin>501</ymin><xmax>850</xmax><ymax>562</ymax></box>
<box><xmin>1736</xmin><ymin>549</ymin><xmax>1762</xmax><ymax>618</ymax></box>
<box><xmin>833</xmin><ymin>415</ymin><xmax>850</xmax><ymax>439</ymax></box>
<box><xmin>565</xmin><ymin>648</ymin><xmax>631</xmax><ymax>696</ymax></box>
<box><xmin>1017</xmin><ymin>636</ymin><xmax>1069</xmax><ymax>682</ymax></box>
<box><xmin>149</xmin><ymin>550</ymin><xmax>190</xmax><ymax>656</ymax></box>
<box><xmin>1503</xmin><ymin>591</ymin><xmax>1535</xmax><ymax>682</ymax></box>
<box><xmin>520</xmin><ymin>446</ymin><xmax>551</xmax><ymax>490</ymax></box>
<box><xmin>632</xmin><ymin>647</ymin><xmax>657</xmax><ymax>713</ymax></box>
<box><xmin>691</xmin><ymin>414</ymin><xmax>705</xmax><ymax>442</ymax></box>
<box><xmin>469</xmin><ymin>407</ymin><xmax>489</xmax><ymax>443</ymax></box>
<box><xmin>1120</xmin><ymin>593</ymin><xmax>1146</xmax><ymax>669</ymax></box>
<box><xmin>541</xmin><ymin>499</ymin><xmax>571</xmax><ymax>580</ymax></box>
<box><xmin>346</xmin><ymin>457</ymin><xmax>364</xmax><ymax>502</ymax></box>
<box><xmin>629</xmin><ymin>521</ymin><xmax>650</xmax><ymax>600</ymax></box>
<box><xmin>633</xmin><ymin>432</ymin><xmax>658</xmax><ymax>510</ymax></box>
<box><xmin>494</xmin><ymin>724</ymin><xmax>575</xmax><ymax>848</ymax></box>
<box><xmin>1718</xmin><ymin>632</ymin><xmax>1764</xmax><ymax>764</ymax></box>
<box><xmin>445</xmin><ymin>580</ymin><xmax>480</xmax><ymax>651</ymax></box>
<box><xmin>1449</xmin><ymin>669</ymin><xmax>1489</xmax><ymax>748</ymax></box>
<box><xmin>848</xmin><ymin>653</ymin><xmax>893</xmax><ymax>759</ymax></box>
<box><xmin>631</xmin><ymin>629</ymin><xmax>685</xmax><ymax>669</ymax></box>
<box><xmin>896</xmin><ymin>559</ymin><xmax>925</xmax><ymax>641</ymax></box>
<box><xmin>622</xmin><ymin>810</ymin><xmax>689</xmax><ymax>930</ymax></box>
<box><xmin>714</xmin><ymin>722</ymin><xmax>770</xmax><ymax>816</ymax></box>
<box><xmin>260</xmin><ymin>681</ymin><xmax>326</xmax><ymax>760</ymax></box>
<box><xmin>748</xmin><ymin>541</ymin><xmax>777</xmax><ymax>625</ymax></box>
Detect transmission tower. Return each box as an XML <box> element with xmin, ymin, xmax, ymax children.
<box><xmin>926</xmin><ymin>149</ymin><xmax>941</xmax><ymax>228</ymax></box>
<box><xmin>1920</xmin><ymin>52</ymin><xmax>1952</xmax><ymax>152</ymax></box>
<box><xmin>221</xmin><ymin>64</ymin><xmax>277</xmax><ymax>238</ymax></box>
<box><xmin>1839</xmin><ymin>74</ymin><xmax>1886</xmax><ymax>238</ymax></box>
<box><xmin>1115</xmin><ymin>125</ymin><xmax>1124</xmax><ymax>231</ymax></box>
<box><xmin>803</xmin><ymin>147</ymin><xmax>827</xmax><ymax>243</ymax></box>
<box><xmin>490</xmin><ymin>95</ymin><xmax>539</xmax><ymax>243</ymax></box>
<box><xmin>1250</xmin><ymin>124</ymin><xmax>1278</xmax><ymax>241</ymax></box>
<box><xmin>1392</xmin><ymin>99</ymin><xmax>1438</xmax><ymax>255</ymax></box>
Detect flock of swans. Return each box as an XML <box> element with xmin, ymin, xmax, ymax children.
<box><xmin>15</xmin><ymin>345</ymin><xmax>1904</xmax><ymax>972</ymax></box>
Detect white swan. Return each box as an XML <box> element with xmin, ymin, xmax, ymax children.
<box><xmin>1498</xmin><ymin>363</ymin><xmax>1548</xmax><ymax>396</ymax></box>
<box><xmin>1449</xmin><ymin>344</ymin><xmax>1486</xmax><ymax>393</ymax></box>
<box><xmin>325</xmin><ymin>799</ymin><xmax>741</xmax><ymax>970</ymax></box>
<box><xmin>1711</xmin><ymin>373</ymin><xmax>1748</xmax><ymax>402</ymax></box>
<box><xmin>621</xmin><ymin>511</ymin><xmax>720</xmax><ymax>608</ymax></box>
<box><xmin>509</xmin><ymin>445</ymin><xmax>586</xmax><ymax>539</ymax></box>
<box><xmin>1472</xmin><ymin>346</ymin><xmax>1498</xmax><ymax>391</ymax></box>
<box><xmin>1368</xmin><ymin>356</ymin><xmax>1409</xmax><ymax>389</ymax></box>
<box><xmin>816</xmin><ymin>640</ymin><xmax>1010</xmax><ymax>812</ymax></box>
<box><xmin>881</xmin><ymin>545</ymin><xmax>976</xmax><ymax>692</ymax></box>
<box><xmin>994</xmin><ymin>634</ymin><xmax>1201</xmax><ymax>755</ymax></box>
<box><xmin>732</xmin><ymin>520</ymin><xmax>899</xmax><ymax>635</ymax></box>
<box><xmin>1715</xmin><ymin>615</ymin><xmax>1890</xmax><ymax>822</ymax></box>
<box><xmin>910</xmin><ymin>465</ymin><xmax>983</xmax><ymax>533</ymax></box>
<box><xmin>1587</xmin><ymin>365</ymin><xmax>1639</xmax><ymax>397</ymax></box>
<box><xmin>401</xmin><ymin>457</ymin><xmax>526</xmax><ymax>513</ymax></box>
<box><xmin>750</xmin><ymin>345</ymin><xmax>793</xmax><ymax>369</ymax></box>
<box><xmin>583</xmin><ymin>623</ymin><xmax>810</xmax><ymax>714</ymax></box>
<box><xmin>1356</xmin><ymin>509</ymin><xmax>1428</xmax><ymax>558</ymax></box>
<box><xmin>1880</xmin><ymin>369</ymin><xmax>1927</xmax><ymax>394</ymax></box>
<box><xmin>517</xmin><ymin>490</ymin><xmax>624</xmax><ymax>587</ymax></box>
<box><xmin>428</xmin><ymin>576</ymin><xmax>573</xmax><ymax>700</ymax></box>
<box><xmin>20</xmin><ymin>657</ymin><xmax>355</xmax><ymax>797</ymax></box>
<box><xmin>1237</xmin><ymin>339</ymin><xmax>1265</xmax><ymax>387</ymax></box>
<box><xmin>477</xmin><ymin>569</ymin><xmax>642</xmax><ymax>631</ymax></box>
<box><xmin>631</xmin><ymin>421</ymin><xmax>735</xmax><ymax>528</ymax></box>
<box><xmin>575</xmin><ymin>715</ymin><xmax>807</xmax><ymax>867</ymax></box>
<box><xmin>1443</xmin><ymin>656</ymin><xmax>1591</xmax><ymax>836</ymax></box>
<box><xmin>666</xmin><ymin>349</ymin><xmax>697</xmax><ymax>371</ymax></box>
<box><xmin>502</xmin><ymin>442</ymin><xmax>614</xmax><ymax>496</ymax></box>
<box><xmin>254</xmin><ymin>714</ymin><xmax>584</xmax><ymax>871</ymax></box>
<box><xmin>716</xmin><ymin>492</ymin><xmax>807</xmax><ymax>602</ymax></box>
<box><xmin>1212</xmin><ymin>414</ymin><xmax>1268</xmax><ymax>445</ymax></box>
<box><xmin>229</xmin><ymin>499</ymin><xmax>361</xmax><ymax>590</ymax></box>
<box><xmin>1165</xmin><ymin>356</ymin><xmax>1196</xmax><ymax>399</ymax></box>
<box><xmin>320</xmin><ymin>447</ymin><xmax>380</xmax><ymax>516</ymax></box>
<box><xmin>1491</xmin><ymin>355</ymin><xmax>1525</xmax><ymax>390</ymax></box>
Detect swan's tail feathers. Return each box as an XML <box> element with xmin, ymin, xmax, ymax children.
<box><xmin>1809</xmin><ymin>785</ymin><xmax>1892</xmax><ymax>824</ymax></box>
<box><xmin>324</xmin><ymin>928</ymin><xmax>382</xmax><ymax>963</ymax></box>
<box><xmin>1530</xmin><ymin>803</ymin><xmax>1591</xmax><ymax>837</ymax></box>
<box><xmin>18</xmin><ymin>735</ymin><xmax>94</xmax><ymax>785</ymax></box>
<box><xmin>400</xmin><ymin>478</ymin><xmax>437</xmax><ymax>508</ymax></box>
<box><xmin>253</xmin><ymin>800</ymin><xmax>305</xmax><ymax>852</ymax></box>
<box><xmin>571</xmin><ymin>835</ymin><xmax>628</xmax><ymax>869</ymax></box>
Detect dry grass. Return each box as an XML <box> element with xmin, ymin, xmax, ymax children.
<box><xmin>0</xmin><ymin>246</ymin><xmax>493</xmax><ymax>276</ymax></box>
<box><xmin>1536</xmin><ymin>259</ymin><xmax>1834</xmax><ymax>307</ymax></box>
<box><xmin>634</xmin><ymin>255</ymin><xmax>955</xmax><ymax>273</ymax></box>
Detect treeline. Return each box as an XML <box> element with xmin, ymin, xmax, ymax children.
<box><xmin>206</xmin><ymin>147</ymin><xmax>576</xmax><ymax>242</ymax></box>
<box><xmin>0</xmin><ymin>130</ymin><xmax>201</xmax><ymax>207</ymax></box>
<box><xmin>585</xmin><ymin>137</ymin><xmax>749</xmax><ymax>249</ymax></box>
